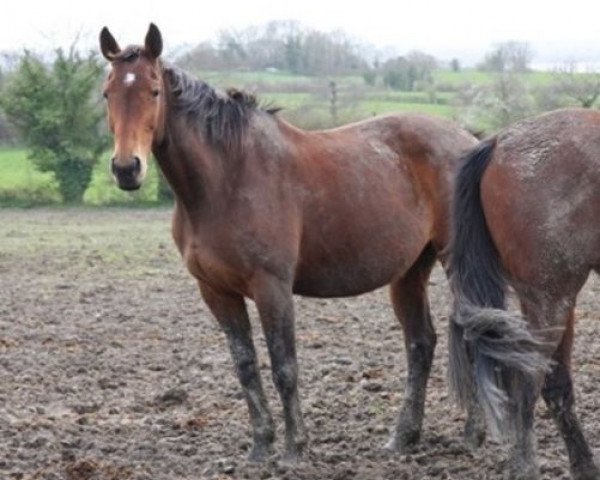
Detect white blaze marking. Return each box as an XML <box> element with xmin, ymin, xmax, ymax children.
<box><xmin>124</xmin><ymin>73</ymin><xmax>136</xmax><ymax>86</ymax></box>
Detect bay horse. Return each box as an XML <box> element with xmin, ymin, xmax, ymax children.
<box><xmin>99</xmin><ymin>24</ymin><xmax>482</xmax><ymax>461</ymax></box>
<box><xmin>450</xmin><ymin>108</ymin><xmax>600</xmax><ymax>480</ymax></box>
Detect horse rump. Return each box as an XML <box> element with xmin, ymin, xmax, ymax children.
<box><xmin>448</xmin><ymin>139</ymin><xmax>549</xmax><ymax>438</ymax></box>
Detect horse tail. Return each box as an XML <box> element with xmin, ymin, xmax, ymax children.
<box><xmin>448</xmin><ymin>139</ymin><xmax>548</xmax><ymax>438</ymax></box>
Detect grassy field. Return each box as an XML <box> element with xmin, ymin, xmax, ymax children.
<box><xmin>0</xmin><ymin>67</ymin><xmax>589</xmax><ymax>206</ymax></box>
<box><xmin>191</xmin><ymin>68</ymin><xmax>467</xmax><ymax>126</ymax></box>
<box><xmin>0</xmin><ymin>69</ymin><xmax>461</xmax><ymax>205</ymax></box>
<box><xmin>0</xmin><ymin>148</ymin><xmax>55</xmax><ymax>190</ymax></box>
<box><xmin>0</xmin><ymin>147</ymin><xmax>162</xmax><ymax>206</ymax></box>
<box><xmin>0</xmin><ymin>148</ymin><xmax>60</xmax><ymax>204</ymax></box>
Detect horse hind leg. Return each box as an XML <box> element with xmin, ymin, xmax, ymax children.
<box><xmin>448</xmin><ymin>319</ymin><xmax>487</xmax><ymax>448</ymax></box>
<box><xmin>199</xmin><ymin>282</ymin><xmax>275</xmax><ymax>461</ymax></box>
<box><xmin>541</xmin><ymin>308</ymin><xmax>600</xmax><ymax>480</ymax></box>
<box><xmin>507</xmin><ymin>289</ymin><xmax>595</xmax><ymax>480</ymax></box>
<box><xmin>385</xmin><ymin>244</ymin><xmax>438</xmax><ymax>452</ymax></box>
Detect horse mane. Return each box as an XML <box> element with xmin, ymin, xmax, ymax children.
<box><xmin>164</xmin><ymin>66</ymin><xmax>280</xmax><ymax>154</ymax></box>
<box><xmin>111</xmin><ymin>46</ymin><xmax>143</xmax><ymax>63</ymax></box>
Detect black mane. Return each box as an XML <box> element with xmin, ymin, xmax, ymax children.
<box><xmin>113</xmin><ymin>46</ymin><xmax>142</xmax><ymax>63</ymax></box>
<box><xmin>165</xmin><ymin>67</ymin><xmax>279</xmax><ymax>154</ymax></box>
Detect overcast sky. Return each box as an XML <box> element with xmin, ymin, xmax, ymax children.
<box><xmin>1</xmin><ymin>0</ymin><xmax>599</xmax><ymax>66</ymax></box>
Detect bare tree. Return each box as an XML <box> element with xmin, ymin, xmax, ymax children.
<box><xmin>552</xmin><ymin>61</ymin><xmax>600</xmax><ymax>108</ymax></box>
<box><xmin>478</xmin><ymin>41</ymin><xmax>534</xmax><ymax>73</ymax></box>
<box><xmin>457</xmin><ymin>73</ymin><xmax>535</xmax><ymax>132</ymax></box>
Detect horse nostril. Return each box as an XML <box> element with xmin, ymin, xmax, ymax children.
<box><xmin>112</xmin><ymin>156</ymin><xmax>142</xmax><ymax>177</ymax></box>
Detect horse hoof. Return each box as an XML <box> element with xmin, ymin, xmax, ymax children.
<box><xmin>510</xmin><ymin>465</ymin><xmax>540</xmax><ymax>480</ymax></box>
<box><xmin>281</xmin><ymin>434</ymin><xmax>308</xmax><ymax>464</ymax></box>
<box><xmin>572</xmin><ymin>465</ymin><xmax>600</xmax><ymax>480</ymax></box>
<box><xmin>464</xmin><ymin>425</ymin><xmax>486</xmax><ymax>449</ymax></box>
<box><xmin>384</xmin><ymin>431</ymin><xmax>419</xmax><ymax>454</ymax></box>
<box><xmin>247</xmin><ymin>445</ymin><xmax>273</xmax><ymax>463</ymax></box>
<box><xmin>278</xmin><ymin>449</ymin><xmax>306</xmax><ymax>467</ymax></box>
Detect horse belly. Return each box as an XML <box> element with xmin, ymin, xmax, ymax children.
<box><xmin>293</xmin><ymin>216</ymin><xmax>427</xmax><ymax>297</ymax></box>
<box><xmin>293</xmin><ymin>260</ymin><xmax>403</xmax><ymax>297</ymax></box>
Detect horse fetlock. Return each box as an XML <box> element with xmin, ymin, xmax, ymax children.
<box><xmin>248</xmin><ymin>441</ymin><xmax>274</xmax><ymax>463</ymax></box>
<box><xmin>283</xmin><ymin>433</ymin><xmax>308</xmax><ymax>463</ymax></box>
<box><xmin>464</xmin><ymin>403</ymin><xmax>486</xmax><ymax>449</ymax></box>
<box><xmin>464</xmin><ymin>415</ymin><xmax>486</xmax><ymax>449</ymax></box>
<box><xmin>385</xmin><ymin>425</ymin><xmax>421</xmax><ymax>453</ymax></box>
<box><xmin>510</xmin><ymin>464</ymin><xmax>540</xmax><ymax>480</ymax></box>
<box><xmin>571</xmin><ymin>463</ymin><xmax>600</xmax><ymax>480</ymax></box>
<box><xmin>509</xmin><ymin>449</ymin><xmax>540</xmax><ymax>480</ymax></box>
<box><xmin>255</xmin><ymin>422</ymin><xmax>275</xmax><ymax>444</ymax></box>
<box><xmin>248</xmin><ymin>423</ymin><xmax>276</xmax><ymax>462</ymax></box>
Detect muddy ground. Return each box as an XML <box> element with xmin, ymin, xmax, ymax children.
<box><xmin>1</xmin><ymin>208</ymin><xmax>599</xmax><ymax>480</ymax></box>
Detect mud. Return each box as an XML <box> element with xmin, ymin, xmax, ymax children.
<box><xmin>1</xmin><ymin>208</ymin><xmax>599</xmax><ymax>479</ymax></box>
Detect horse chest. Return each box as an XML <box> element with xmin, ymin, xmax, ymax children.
<box><xmin>182</xmin><ymin>240</ymin><xmax>222</xmax><ymax>281</ymax></box>
<box><xmin>181</xmin><ymin>240</ymin><xmax>250</xmax><ymax>294</ymax></box>
<box><xmin>183</xmin><ymin>245</ymin><xmax>213</xmax><ymax>282</ymax></box>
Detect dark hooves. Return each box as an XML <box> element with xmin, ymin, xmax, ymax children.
<box><xmin>384</xmin><ymin>431</ymin><xmax>420</xmax><ymax>454</ymax></box>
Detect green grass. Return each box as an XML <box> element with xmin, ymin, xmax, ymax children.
<box><xmin>0</xmin><ymin>147</ymin><xmax>55</xmax><ymax>190</ymax></box>
<box><xmin>358</xmin><ymin>101</ymin><xmax>454</xmax><ymax>117</ymax></box>
<box><xmin>0</xmin><ymin>147</ymin><xmax>163</xmax><ymax>207</ymax></box>
<box><xmin>198</xmin><ymin>69</ymin><xmax>317</xmax><ymax>86</ymax></box>
<box><xmin>433</xmin><ymin>69</ymin><xmax>494</xmax><ymax>87</ymax></box>
<box><xmin>0</xmin><ymin>147</ymin><xmax>60</xmax><ymax>205</ymax></box>
<box><xmin>261</xmin><ymin>92</ymin><xmax>315</xmax><ymax>109</ymax></box>
<box><xmin>1</xmin><ymin>66</ymin><xmax>578</xmax><ymax>206</ymax></box>
<box><xmin>194</xmin><ymin>70</ymin><xmax>365</xmax><ymax>89</ymax></box>
<box><xmin>433</xmin><ymin>69</ymin><xmax>556</xmax><ymax>90</ymax></box>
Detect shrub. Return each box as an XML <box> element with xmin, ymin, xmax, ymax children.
<box><xmin>0</xmin><ymin>48</ymin><xmax>108</xmax><ymax>203</ymax></box>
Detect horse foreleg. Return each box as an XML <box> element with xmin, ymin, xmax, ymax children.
<box><xmin>541</xmin><ymin>309</ymin><xmax>600</xmax><ymax>480</ymax></box>
<box><xmin>253</xmin><ymin>273</ymin><xmax>308</xmax><ymax>462</ymax></box>
<box><xmin>385</xmin><ymin>245</ymin><xmax>437</xmax><ymax>452</ymax></box>
<box><xmin>199</xmin><ymin>282</ymin><xmax>275</xmax><ymax>461</ymax></box>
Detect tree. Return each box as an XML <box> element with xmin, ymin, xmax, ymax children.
<box><xmin>382</xmin><ymin>57</ymin><xmax>412</xmax><ymax>90</ymax></box>
<box><xmin>362</xmin><ymin>69</ymin><xmax>377</xmax><ymax>86</ymax></box>
<box><xmin>381</xmin><ymin>52</ymin><xmax>437</xmax><ymax>91</ymax></box>
<box><xmin>552</xmin><ymin>62</ymin><xmax>600</xmax><ymax>108</ymax></box>
<box><xmin>179</xmin><ymin>21</ymin><xmax>368</xmax><ymax>76</ymax></box>
<box><xmin>478</xmin><ymin>41</ymin><xmax>534</xmax><ymax>73</ymax></box>
<box><xmin>457</xmin><ymin>73</ymin><xmax>535</xmax><ymax>132</ymax></box>
<box><xmin>1</xmin><ymin>47</ymin><xmax>107</xmax><ymax>203</ymax></box>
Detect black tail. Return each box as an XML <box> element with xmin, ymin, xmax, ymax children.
<box><xmin>448</xmin><ymin>139</ymin><xmax>548</xmax><ymax>438</ymax></box>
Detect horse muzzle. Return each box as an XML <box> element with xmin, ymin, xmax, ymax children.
<box><xmin>111</xmin><ymin>155</ymin><xmax>144</xmax><ymax>191</ymax></box>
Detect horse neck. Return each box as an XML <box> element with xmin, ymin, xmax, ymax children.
<box><xmin>152</xmin><ymin>105</ymin><xmax>236</xmax><ymax>215</ymax></box>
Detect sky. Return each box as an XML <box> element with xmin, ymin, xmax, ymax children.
<box><xmin>1</xmin><ymin>0</ymin><xmax>599</xmax><ymax>67</ymax></box>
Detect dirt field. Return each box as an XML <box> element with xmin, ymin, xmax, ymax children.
<box><xmin>1</xmin><ymin>208</ymin><xmax>599</xmax><ymax>480</ymax></box>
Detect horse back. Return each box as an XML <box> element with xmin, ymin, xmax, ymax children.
<box><xmin>287</xmin><ymin>114</ymin><xmax>476</xmax><ymax>295</ymax></box>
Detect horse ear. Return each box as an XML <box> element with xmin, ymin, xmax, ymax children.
<box><xmin>99</xmin><ymin>27</ymin><xmax>121</xmax><ymax>61</ymax></box>
<box><xmin>145</xmin><ymin>23</ymin><xmax>163</xmax><ymax>59</ymax></box>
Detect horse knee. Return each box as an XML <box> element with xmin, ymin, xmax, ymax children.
<box><xmin>236</xmin><ymin>356</ymin><xmax>259</xmax><ymax>387</ymax></box>
<box><xmin>272</xmin><ymin>362</ymin><xmax>298</xmax><ymax>396</ymax></box>
<box><xmin>408</xmin><ymin>337</ymin><xmax>436</xmax><ymax>369</ymax></box>
<box><xmin>229</xmin><ymin>337</ymin><xmax>259</xmax><ymax>387</ymax></box>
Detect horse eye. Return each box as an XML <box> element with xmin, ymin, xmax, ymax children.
<box><xmin>152</xmin><ymin>89</ymin><xmax>160</xmax><ymax>98</ymax></box>
<box><xmin>102</xmin><ymin>91</ymin><xmax>108</xmax><ymax>99</ymax></box>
